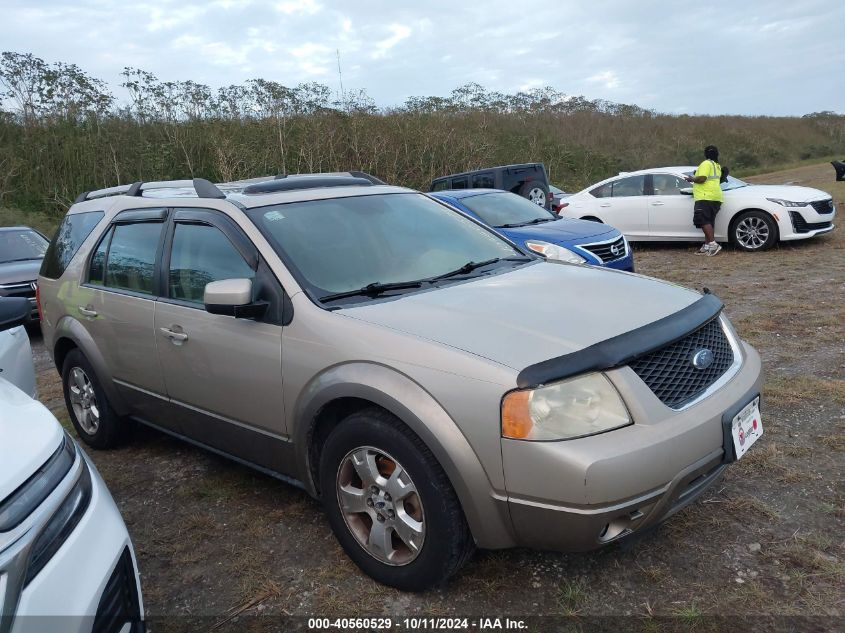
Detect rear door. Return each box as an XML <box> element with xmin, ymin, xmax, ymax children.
<box><xmin>153</xmin><ymin>208</ymin><xmax>290</xmax><ymax>471</ymax></box>
<box><xmin>647</xmin><ymin>173</ymin><xmax>699</xmax><ymax>239</ymax></box>
<box><xmin>591</xmin><ymin>175</ymin><xmax>648</xmax><ymax>236</ymax></box>
<box><xmin>79</xmin><ymin>209</ymin><xmax>170</xmax><ymax>423</ymax></box>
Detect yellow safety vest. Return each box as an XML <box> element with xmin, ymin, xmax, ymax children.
<box><xmin>693</xmin><ymin>160</ymin><xmax>723</xmax><ymax>202</ymax></box>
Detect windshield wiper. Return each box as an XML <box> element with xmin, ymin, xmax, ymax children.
<box><xmin>429</xmin><ymin>256</ymin><xmax>530</xmax><ymax>281</ymax></box>
<box><xmin>496</xmin><ymin>217</ymin><xmax>554</xmax><ymax>229</ymax></box>
<box><xmin>319</xmin><ymin>281</ymin><xmax>423</xmax><ymax>304</ymax></box>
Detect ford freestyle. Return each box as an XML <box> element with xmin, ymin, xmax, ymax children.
<box><xmin>38</xmin><ymin>174</ymin><xmax>763</xmax><ymax>591</ymax></box>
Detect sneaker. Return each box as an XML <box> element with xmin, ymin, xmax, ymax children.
<box><xmin>695</xmin><ymin>244</ymin><xmax>709</xmax><ymax>255</ymax></box>
<box><xmin>705</xmin><ymin>243</ymin><xmax>722</xmax><ymax>257</ymax></box>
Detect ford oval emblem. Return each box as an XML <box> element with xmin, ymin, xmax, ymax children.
<box><xmin>691</xmin><ymin>349</ymin><xmax>715</xmax><ymax>370</ymax></box>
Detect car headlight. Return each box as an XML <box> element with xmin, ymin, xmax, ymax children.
<box><xmin>501</xmin><ymin>373</ymin><xmax>631</xmax><ymax>441</ymax></box>
<box><xmin>766</xmin><ymin>198</ymin><xmax>807</xmax><ymax>208</ymax></box>
<box><xmin>525</xmin><ymin>240</ymin><xmax>587</xmax><ymax>264</ymax></box>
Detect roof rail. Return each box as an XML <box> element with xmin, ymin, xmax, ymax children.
<box><xmin>74</xmin><ymin>178</ymin><xmax>225</xmax><ymax>203</ymax></box>
<box><xmin>242</xmin><ymin>176</ymin><xmax>375</xmax><ymax>195</ymax></box>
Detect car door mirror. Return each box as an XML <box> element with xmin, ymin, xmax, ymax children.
<box><xmin>0</xmin><ymin>297</ymin><xmax>31</xmax><ymax>332</ymax></box>
<box><xmin>204</xmin><ymin>278</ymin><xmax>267</xmax><ymax>319</ymax></box>
<box><xmin>680</xmin><ymin>188</ymin><xmax>693</xmax><ymax>196</ymax></box>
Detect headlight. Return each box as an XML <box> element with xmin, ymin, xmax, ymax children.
<box><xmin>525</xmin><ymin>240</ymin><xmax>586</xmax><ymax>264</ymax></box>
<box><xmin>766</xmin><ymin>198</ymin><xmax>807</xmax><ymax>208</ymax></box>
<box><xmin>502</xmin><ymin>373</ymin><xmax>631</xmax><ymax>441</ymax></box>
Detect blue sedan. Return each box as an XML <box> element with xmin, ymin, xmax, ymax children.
<box><xmin>431</xmin><ymin>189</ymin><xmax>635</xmax><ymax>271</ymax></box>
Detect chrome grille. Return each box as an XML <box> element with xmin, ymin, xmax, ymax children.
<box><xmin>629</xmin><ymin>318</ymin><xmax>734</xmax><ymax>409</ymax></box>
<box><xmin>580</xmin><ymin>236</ymin><xmax>627</xmax><ymax>263</ymax></box>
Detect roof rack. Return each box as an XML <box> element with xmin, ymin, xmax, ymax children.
<box><xmin>74</xmin><ymin>178</ymin><xmax>226</xmax><ymax>203</ymax></box>
<box><xmin>242</xmin><ymin>176</ymin><xmax>375</xmax><ymax>195</ymax></box>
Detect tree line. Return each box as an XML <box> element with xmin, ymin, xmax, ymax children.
<box><xmin>1</xmin><ymin>51</ymin><xmax>843</xmax><ymax>214</ymax></box>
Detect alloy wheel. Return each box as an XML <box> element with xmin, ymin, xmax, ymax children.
<box><xmin>68</xmin><ymin>367</ymin><xmax>100</xmax><ymax>434</ymax></box>
<box><xmin>336</xmin><ymin>446</ymin><xmax>425</xmax><ymax>565</ymax></box>
<box><xmin>527</xmin><ymin>187</ymin><xmax>546</xmax><ymax>206</ymax></box>
<box><xmin>735</xmin><ymin>216</ymin><xmax>770</xmax><ymax>249</ymax></box>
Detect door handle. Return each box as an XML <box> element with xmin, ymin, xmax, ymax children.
<box><xmin>651</xmin><ymin>201</ymin><xmax>665</xmax><ymax>206</ymax></box>
<box><xmin>599</xmin><ymin>203</ymin><xmax>611</xmax><ymax>207</ymax></box>
<box><xmin>78</xmin><ymin>305</ymin><xmax>98</xmax><ymax>318</ymax></box>
<box><xmin>159</xmin><ymin>327</ymin><xmax>188</xmax><ymax>344</ymax></box>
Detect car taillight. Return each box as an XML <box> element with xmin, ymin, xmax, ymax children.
<box><xmin>547</xmin><ymin>192</ymin><xmax>554</xmax><ymax>201</ymax></box>
<box><xmin>559</xmin><ymin>202</ymin><xmax>570</xmax><ymax>210</ymax></box>
<box><xmin>36</xmin><ymin>284</ymin><xmax>43</xmax><ymax>320</ymax></box>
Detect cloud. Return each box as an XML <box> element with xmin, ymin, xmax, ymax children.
<box><xmin>371</xmin><ymin>24</ymin><xmax>411</xmax><ymax>59</ymax></box>
<box><xmin>273</xmin><ymin>0</ymin><xmax>321</xmax><ymax>15</ymax></box>
<box><xmin>586</xmin><ymin>70</ymin><xmax>620</xmax><ymax>90</ymax></box>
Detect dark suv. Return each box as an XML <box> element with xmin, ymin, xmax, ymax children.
<box><xmin>430</xmin><ymin>164</ymin><xmax>552</xmax><ymax>209</ymax></box>
<box><xmin>0</xmin><ymin>226</ymin><xmax>50</xmax><ymax>321</ymax></box>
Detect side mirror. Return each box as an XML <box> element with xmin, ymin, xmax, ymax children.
<box><xmin>0</xmin><ymin>297</ymin><xmax>31</xmax><ymax>332</ymax></box>
<box><xmin>680</xmin><ymin>188</ymin><xmax>693</xmax><ymax>196</ymax></box>
<box><xmin>204</xmin><ymin>278</ymin><xmax>267</xmax><ymax>320</ymax></box>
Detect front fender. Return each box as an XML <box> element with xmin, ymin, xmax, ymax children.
<box><xmin>292</xmin><ymin>361</ymin><xmax>516</xmax><ymax>549</ymax></box>
<box><xmin>52</xmin><ymin>315</ymin><xmax>130</xmax><ymax>417</ymax></box>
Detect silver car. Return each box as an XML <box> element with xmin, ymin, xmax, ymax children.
<box><xmin>38</xmin><ymin>174</ymin><xmax>763</xmax><ymax>591</ymax></box>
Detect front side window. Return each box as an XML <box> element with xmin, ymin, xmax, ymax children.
<box><xmin>41</xmin><ymin>211</ymin><xmax>104</xmax><ymax>279</ymax></box>
<box><xmin>103</xmin><ymin>223</ymin><xmax>163</xmax><ymax>295</ymax></box>
<box><xmin>652</xmin><ymin>174</ymin><xmax>687</xmax><ymax>196</ymax></box>
<box><xmin>611</xmin><ymin>175</ymin><xmax>645</xmax><ymax>197</ymax></box>
<box><xmin>459</xmin><ymin>192</ymin><xmax>556</xmax><ymax>228</ymax></box>
<box><xmin>451</xmin><ymin>177</ymin><xmax>468</xmax><ymax>190</ymax></box>
<box><xmin>430</xmin><ymin>179</ymin><xmax>448</xmax><ymax>192</ymax></box>
<box><xmin>168</xmin><ymin>223</ymin><xmax>255</xmax><ymax>303</ymax></box>
<box><xmin>248</xmin><ymin>193</ymin><xmax>522</xmax><ymax>298</ymax></box>
<box><xmin>0</xmin><ymin>229</ymin><xmax>49</xmax><ymax>264</ymax></box>
<box><xmin>472</xmin><ymin>173</ymin><xmax>494</xmax><ymax>188</ymax></box>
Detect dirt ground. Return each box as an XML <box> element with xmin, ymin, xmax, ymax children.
<box><xmin>28</xmin><ymin>162</ymin><xmax>844</xmax><ymax>631</ymax></box>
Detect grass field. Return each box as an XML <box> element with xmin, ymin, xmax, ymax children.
<box><xmin>21</xmin><ymin>161</ymin><xmax>845</xmax><ymax>632</ymax></box>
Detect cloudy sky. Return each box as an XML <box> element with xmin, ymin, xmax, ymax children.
<box><xmin>2</xmin><ymin>0</ymin><xmax>842</xmax><ymax>115</ymax></box>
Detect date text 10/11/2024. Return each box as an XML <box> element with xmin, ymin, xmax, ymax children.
<box><xmin>308</xmin><ymin>618</ymin><xmax>528</xmax><ymax>630</ymax></box>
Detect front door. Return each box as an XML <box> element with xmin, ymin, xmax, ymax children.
<box><xmin>153</xmin><ymin>210</ymin><xmax>289</xmax><ymax>472</ymax></box>
<box><xmin>647</xmin><ymin>173</ymin><xmax>699</xmax><ymax>239</ymax></box>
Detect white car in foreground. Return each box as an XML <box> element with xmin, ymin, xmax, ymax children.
<box><xmin>561</xmin><ymin>166</ymin><xmax>836</xmax><ymax>251</ymax></box>
<box><xmin>0</xmin><ymin>298</ymin><xmax>144</xmax><ymax>633</ymax></box>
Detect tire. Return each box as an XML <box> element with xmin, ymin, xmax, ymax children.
<box><xmin>61</xmin><ymin>349</ymin><xmax>128</xmax><ymax>449</ymax></box>
<box><xmin>730</xmin><ymin>210</ymin><xmax>778</xmax><ymax>251</ymax></box>
<box><xmin>519</xmin><ymin>181</ymin><xmax>550</xmax><ymax>208</ymax></box>
<box><xmin>319</xmin><ymin>408</ymin><xmax>474</xmax><ymax>591</ymax></box>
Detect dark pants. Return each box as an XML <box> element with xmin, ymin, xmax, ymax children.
<box><xmin>693</xmin><ymin>200</ymin><xmax>721</xmax><ymax>228</ymax></box>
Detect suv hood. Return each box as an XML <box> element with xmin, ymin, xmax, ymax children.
<box><xmin>502</xmin><ymin>218</ymin><xmax>615</xmax><ymax>243</ymax></box>
<box><xmin>732</xmin><ymin>184</ymin><xmax>831</xmax><ymax>202</ymax></box>
<box><xmin>0</xmin><ymin>260</ymin><xmax>41</xmax><ymax>285</ymax></box>
<box><xmin>341</xmin><ymin>263</ymin><xmax>700</xmax><ymax>372</ymax></box>
<box><xmin>0</xmin><ymin>378</ymin><xmax>64</xmax><ymax>501</ymax></box>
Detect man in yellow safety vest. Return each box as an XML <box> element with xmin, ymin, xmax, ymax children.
<box><xmin>685</xmin><ymin>145</ymin><xmax>724</xmax><ymax>256</ymax></box>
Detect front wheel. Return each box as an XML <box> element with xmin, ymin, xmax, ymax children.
<box><xmin>730</xmin><ymin>210</ymin><xmax>778</xmax><ymax>251</ymax></box>
<box><xmin>319</xmin><ymin>408</ymin><xmax>474</xmax><ymax>591</ymax></box>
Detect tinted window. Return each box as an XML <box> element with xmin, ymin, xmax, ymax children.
<box><xmin>652</xmin><ymin>174</ymin><xmax>686</xmax><ymax>196</ymax></box>
<box><xmin>169</xmin><ymin>223</ymin><xmax>254</xmax><ymax>303</ymax></box>
<box><xmin>40</xmin><ymin>211</ymin><xmax>104</xmax><ymax>279</ymax></box>
<box><xmin>87</xmin><ymin>227</ymin><xmax>112</xmax><ymax>285</ymax></box>
<box><xmin>459</xmin><ymin>192</ymin><xmax>555</xmax><ymax>228</ymax></box>
<box><xmin>104</xmin><ymin>223</ymin><xmax>163</xmax><ymax>295</ymax></box>
<box><xmin>472</xmin><ymin>173</ymin><xmax>494</xmax><ymax>188</ymax></box>
<box><xmin>0</xmin><ymin>229</ymin><xmax>48</xmax><ymax>264</ymax></box>
<box><xmin>612</xmin><ymin>176</ymin><xmax>645</xmax><ymax>197</ymax></box>
<box><xmin>248</xmin><ymin>193</ymin><xmax>520</xmax><ymax>297</ymax></box>
<box><xmin>430</xmin><ymin>179</ymin><xmax>448</xmax><ymax>192</ymax></box>
<box><xmin>590</xmin><ymin>182</ymin><xmax>612</xmax><ymax>198</ymax></box>
<box><xmin>451</xmin><ymin>177</ymin><xmax>468</xmax><ymax>189</ymax></box>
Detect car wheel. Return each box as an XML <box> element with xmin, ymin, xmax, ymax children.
<box><xmin>519</xmin><ymin>182</ymin><xmax>550</xmax><ymax>208</ymax></box>
<box><xmin>731</xmin><ymin>210</ymin><xmax>778</xmax><ymax>251</ymax></box>
<box><xmin>319</xmin><ymin>408</ymin><xmax>474</xmax><ymax>591</ymax></box>
<box><xmin>62</xmin><ymin>349</ymin><xmax>128</xmax><ymax>449</ymax></box>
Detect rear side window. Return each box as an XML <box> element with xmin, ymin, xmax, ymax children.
<box><xmin>168</xmin><ymin>223</ymin><xmax>255</xmax><ymax>304</ymax></box>
<box><xmin>40</xmin><ymin>211</ymin><xmax>104</xmax><ymax>279</ymax></box>
<box><xmin>103</xmin><ymin>223</ymin><xmax>163</xmax><ymax>295</ymax></box>
<box><xmin>472</xmin><ymin>173</ymin><xmax>494</xmax><ymax>188</ymax></box>
<box><xmin>451</xmin><ymin>177</ymin><xmax>468</xmax><ymax>190</ymax></box>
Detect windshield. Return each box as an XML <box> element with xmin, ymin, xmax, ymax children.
<box><xmin>683</xmin><ymin>172</ymin><xmax>749</xmax><ymax>191</ymax></box>
<box><xmin>248</xmin><ymin>193</ymin><xmax>524</xmax><ymax>299</ymax></box>
<box><xmin>458</xmin><ymin>192</ymin><xmax>557</xmax><ymax>228</ymax></box>
<box><xmin>0</xmin><ymin>229</ymin><xmax>49</xmax><ymax>263</ymax></box>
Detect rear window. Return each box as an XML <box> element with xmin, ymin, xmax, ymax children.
<box><xmin>40</xmin><ymin>211</ymin><xmax>104</xmax><ymax>279</ymax></box>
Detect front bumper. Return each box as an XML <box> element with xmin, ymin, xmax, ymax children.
<box><xmin>778</xmin><ymin>203</ymin><xmax>836</xmax><ymax>241</ymax></box>
<box><xmin>5</xmin><ymin>449</ymin><xmax>143</xmax><ymax>633</ymax></box>
<box><xmin>501</xmin><ymin>339</ymin><xmax>762</xmax><ymax>552</ymax></box>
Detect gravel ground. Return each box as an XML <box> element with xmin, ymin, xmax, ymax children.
<box><xmin>27</xmin><ymin>162</ymin><xmax>844</xmax><ymax>631</ymax></box>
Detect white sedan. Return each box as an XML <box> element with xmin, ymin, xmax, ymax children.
<box><xmin>560</xmin><ymin>166</ymin><xmax>836</xmax><ymax>251</ymax></box>
<box><xmin>0</xmin><ymin>297</ymin><xmax>144</xmax><ymax>633</ymax></box>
